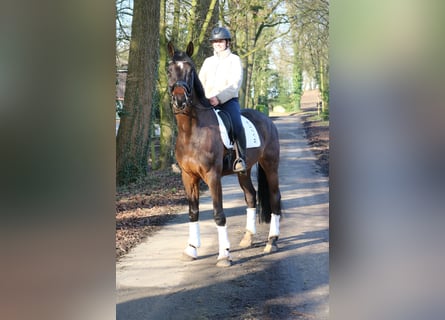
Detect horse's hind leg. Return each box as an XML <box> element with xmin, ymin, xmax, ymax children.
<box><xmin>264</xmin><ymin>215</ymin><xmax>280</xmax><ymax>253</ymax></box>
<box><xmin>237</xmin><ymin>168</ymin><xmax>257</xmax><ymax>248</ymax></box>
<box><xmin>260</xmin><ymin>162</ymin><xmax>281</xmax><ymax>254</ymax></box>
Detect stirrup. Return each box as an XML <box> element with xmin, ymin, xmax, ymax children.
<box><xmin>233</xmin><ymin>158</ymin><xmax>246</xmax><ymax>173</ymax></box>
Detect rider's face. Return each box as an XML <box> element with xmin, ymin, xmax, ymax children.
<box><xmin>211</xmin><ymin>39</ymin><xmax>227</xmax><ymax>53</ymax></box>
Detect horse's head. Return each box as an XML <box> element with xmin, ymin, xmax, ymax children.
<box><xmin>167</xmin><ymin>41</ymin><xmax>196</xmax><ymax>114</ymax></box>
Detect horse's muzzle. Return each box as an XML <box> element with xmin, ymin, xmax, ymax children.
<box><xmin>171</xmin><ymin>81</ymin><xmax>191</xmax><ymax>112</ymax></box>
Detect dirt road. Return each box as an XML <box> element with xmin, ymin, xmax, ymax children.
<box><xmin>116</xmin><ymin>115</ymin><xmax>329</xmax><ymax>319</ymax></box>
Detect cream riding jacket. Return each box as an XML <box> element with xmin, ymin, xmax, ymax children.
<box><xmin>198</xmin><ymin>48</ymin><xmax>243</xmax><ymax>104</ymax></box>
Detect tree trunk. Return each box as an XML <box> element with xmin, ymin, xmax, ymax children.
<box><xmin>194</xmin><ymin>0</ymin><xmax>218</xmax><ymax>66</ymax></box>
<box><xmin>245</xmin><ymin>55</ymin><xmax>254</xmax><ymax>109</ymax></box>
<box><xmin>172</xmin><ymin>0</ymin><xmax>180</xmax><ymax>41</ymax></box>
<box><xmin>293</xmin><ymin>39</ymin><xmax>303</xmax><ymax>112</ymax></box>
<box><xmin>116</xmin><ymin>0</ymin><xmax>160</xmax><ymax>185</ymax></box>
<box><xmin>158</xmin><ymin>0</ymin><xmax>174</xmax><ymax>170</ymax></box>
<box><xmin>186</xmin><ymin>0</ymin><xmax>198</xmax><ymax>45</ymax></box>
<box><xmin>238</xmin><ymin>14</ymin><xmax>249</xmax><ymax>109</ymax></box>
<box><xmin>319</xmin><ymin>58</ymin><xmax>329</xmax><ymax>114</ymax></box>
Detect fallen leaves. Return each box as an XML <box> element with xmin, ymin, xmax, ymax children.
<box><xmin>302</xmin><ymin>114</ymin><xmax>329</xmax><ymax>177</ymax></box>
<box><xmin>116</xmin><ymin>170</ymin><xmax>187</xmax><ymax>259</ymax></box>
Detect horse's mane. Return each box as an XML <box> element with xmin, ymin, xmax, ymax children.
<box><xmin>192</xmin><ymin>72</ymin><xmax>209</xmax><ymax>105</ymax></box>
<box><xmin>172</xmin><ymin>51</ymin><xmax>212</xmax><ymax>109</ymax></box>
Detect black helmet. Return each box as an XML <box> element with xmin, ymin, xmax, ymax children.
<box><xmin>209</xmin><ymin>27</ymin><xmax>231</xmax><ymax>41</ymax></box>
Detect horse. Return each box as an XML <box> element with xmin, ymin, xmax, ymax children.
<box><xmin>167</xmin><ymin>41</ymin><xmax>282</xmax><ymax>267</ymax></box>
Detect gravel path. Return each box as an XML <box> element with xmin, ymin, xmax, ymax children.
<box><xmin>116</xmin><ymin>114</ymin><xmax>329</xmax><ymax>319</ymax></box>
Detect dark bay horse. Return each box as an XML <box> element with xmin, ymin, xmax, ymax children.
<box><xmin>167</xmin><ymin>41</ymin><xmax>281</xmax><ymax>267</ymax></box>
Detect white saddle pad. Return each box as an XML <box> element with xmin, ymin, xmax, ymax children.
<box><xmin>214</xmin><ymin>109</ymin><xmax>261</xmax><ymax>149</ymax></box>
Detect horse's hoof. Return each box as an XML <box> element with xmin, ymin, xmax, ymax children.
<box><xmin>216</xmin><ymin>257</ymin><xmax>232</xmax><ymax>267</ymax></box>
<box><xmin>239</xmin><ymin>232</ymin><xmax>253</xmax><ymax>248</ymax></box>
<box><xmin>263</xmin><ymin>243</ymin><xmax>278</xmax><ymax>253</ymax></box>
<box><xmin>182</xmin><ymin>245</ymin><xmax>197</xmax><ymax>261</ymax></box>
<box><xmin>263</xmin><ymin>237</ymin><xmax>278</xmax><ymax>253</ymax></box>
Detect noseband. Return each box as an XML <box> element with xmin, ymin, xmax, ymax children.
<box><xmin>169</xmin><ymin>63</ymin><xmax>194</xmax><ymax>113</ymax></box>
<box><xmin>171</xmin><ymin>80</ymin><xmax>192</xmax><ymax>108</ymax></box>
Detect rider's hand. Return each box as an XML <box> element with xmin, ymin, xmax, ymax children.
<box><xmin>209</xmin><ymin>96</ymin><xmax>219</xmax><ymax>106</ymax></box>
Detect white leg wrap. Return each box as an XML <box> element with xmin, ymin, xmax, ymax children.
<box><xmin>217</xmin><ymin>225</ymin><xmax>231</xmax><ymax>259</ymax></box>
<box><xmin>246</xmin><ymin>207</ymin><xmax>256</xmax><ymax>234</ymax></box>
<box><xmin>268</xmin><ymin>213</ymin><xmax>280</xmax><ymax>238</ymax></box>
<box><xmin>188</xmin><ymin>221</ymin><xmax>201</xmax><ymax>248</ymax></box>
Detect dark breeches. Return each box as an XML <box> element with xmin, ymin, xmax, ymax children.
<box><xmin>220</xmin><ymin>98</ymin><xmax>243</xmax><ymax>140</ymax></box>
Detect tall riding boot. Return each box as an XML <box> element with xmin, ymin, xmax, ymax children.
<box><xmin>233</xmin><ymin>129</ymin><xmax>247</xmax><ymax>174</ymax></box>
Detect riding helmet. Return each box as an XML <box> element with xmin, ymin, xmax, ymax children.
<box><xmin>209</xmin><ymin>27</ymin><xmax>231</xmax><ymax>41</ymax></box>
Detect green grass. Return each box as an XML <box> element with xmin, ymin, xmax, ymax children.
<box><xmin>306</xmin><ymin>113</ymin><xmax>330</xmax><ymax>125</ymax></box>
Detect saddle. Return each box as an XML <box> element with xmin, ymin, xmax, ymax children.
<box><xmin>214</xmin><ymin>109</ymin><xmax>260</xmax><ymax>150</ymax></box>
<box><xmin>214</xmin><ymin>109</ymin><xmax>261</xmax><ymax>172</ymax></box>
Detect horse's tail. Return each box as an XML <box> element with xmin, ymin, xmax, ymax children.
<box><xmin>257</xmin><ymin>164</ymin><xmax>272</xmax><ymax>223</ymax></box>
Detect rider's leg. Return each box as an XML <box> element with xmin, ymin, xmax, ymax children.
<box><xmin>234</xmin><ymin>129</ymin><xmax>247</xmax><ymax>173</ymax></box>
<box><xmin>221</xmin><ymin>98</ymin><xmax>246</xmax><ymax>173</ymax></box>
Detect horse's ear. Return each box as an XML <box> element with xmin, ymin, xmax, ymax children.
<box><xmin>186</xmin><ymin>41</ymin><xmax>194</xmax><ymax>57</ymax></box>
<box><xmin>167</xmin><ymin>41</ymin><xmax>175</xmax><ymax>58</ymax></box>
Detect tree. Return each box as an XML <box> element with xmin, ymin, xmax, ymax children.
<box><xmin>191</xmin><ymin>0</ymin><xmax>219</xmax><ymax>66</ymax></box>
<box><xmin>292</xmin><ymin>33</ymin><xmax>304</xmax><ymax>111</ymax></box>
<box><xmin>116</xmin><ymin>0</ymin><xmax>160</xmax><ymax>185</ymax></box>
<box><xmin>288</xmin><ymin>0</ymin><xmax>329</xmax><ymax>115</ymax></box>
<box><xmin>157</xmin><ymin>0</ymin><xmax>175</xmax><ymax>170</ymax></box>
<box><xmin>223</xmin><ymin>0</ymin><xmax>289</xmax><ymax>109</ymax></box>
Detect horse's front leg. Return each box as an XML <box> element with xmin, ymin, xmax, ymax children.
<box><xmin>181</xmin><ymin>172</ymin><xmax>201</xmax><ymax>261</ymax></box>
<box><xmin>207</xmin><ymin>172</ymin><xmax>231</xmax><ymax>267</ymax></box>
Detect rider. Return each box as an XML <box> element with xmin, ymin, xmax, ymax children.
<box><xmin>199</xmin><ymin>26</ymin><xmax>247</xmax><ymax>174</ymax></box>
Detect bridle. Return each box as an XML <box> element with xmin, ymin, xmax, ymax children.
<box><xmin>167</xmin><ymin>59</ymin><xmax>212</xmax><ymax>115</ymax></box>
<box><xmin>170</xmin><ymin>80</ymin><xmax>193</xmax><ymax>112</ymax></box>
<box><xmin>168</xmin><ymin>61</ymin><xmax>194</xmax><ymax>114</ymax></box>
